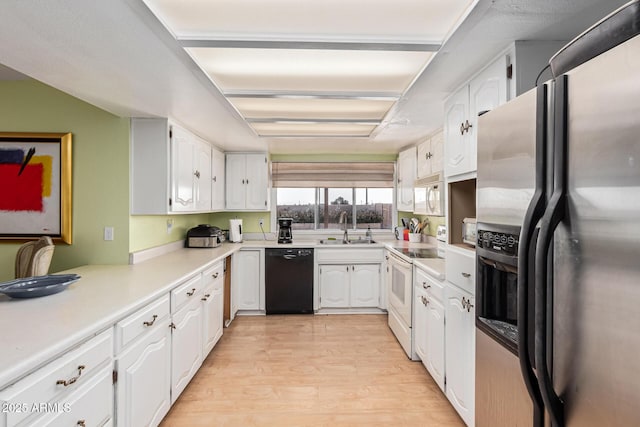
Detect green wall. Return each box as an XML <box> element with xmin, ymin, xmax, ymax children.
<box><xmin>209</xmin><ymin>212</ymin><xmax>272</xmax><ymax>234</ymax></box>
<box><xmin>397</xmin><ymin>211</ymin><xmax>445</xmax><ymax>237</ymax></box>
<box><xmin>0</xmin><ymin>80</ymin><xmax>130</xmax><ymax>281</ymax></box>
<box><xmin>129</xmin><ymin>214</ymin><xmax>214</xmax><ymax>253</ymax></box>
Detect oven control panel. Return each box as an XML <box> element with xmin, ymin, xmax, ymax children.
<box><xmin>477</xmin><ymin>230</ymin><xmax>519</xmax><ymax>256</ymax></box>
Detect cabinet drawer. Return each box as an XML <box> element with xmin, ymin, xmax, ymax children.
<box><xmin>38</xmin><ymin>366</ymin><xmax>113</xmax><ymax>427</ymax></box>
<box><xmin>415</xmin><ymin>267</ymin><xmax>445</xmax><ymax>302</ymax></box>
<box><xmin>114</xmin><ymin>295</ymin><xmax>170</xmax><ymax>353</ymax></box>
<box><xmin>0</xmin><ymin>329</ymin><xmax>113</xmax><ymax>427</ymax></box>
<box><xmin>445</xmin><ymin>245</ymin><xmax>476</xmax><ymax>294</ymax></box>
<box><xmin>201</xmin><ymin>262</ymin><xmax>224</xmax><ymax>291</ymax></box>
<box><xmin>316</xmin><ymin>248</ymin><xmax>383</xmax><ymax>264</ymax></box>
<box><xmin>171</xmin><ymin>274</ymin><xmax>203</xmax><ymax>311</ymax></box>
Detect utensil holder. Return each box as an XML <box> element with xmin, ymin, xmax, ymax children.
<box><xmin>408</xmin><ymin>233</ymin><xmax>421</xmax><ymax>243</ymax></box>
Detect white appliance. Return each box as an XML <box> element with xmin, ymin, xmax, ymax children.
<box><xmin>229</xmin><ymin>219</ymin><xmax>243</xmax><ymax>242</ymax></box>
<box><xmin>436</xmin><ymin>225</ymin><xmax>447</xmax><ymax>258</ymax></box>
<box><xmin>413</xmin><ymin>174</ymin><xmax>444</xmax><ymax>216</ymax></box>
<box><xmin>387</xmin><ymin>251</ymin><xmax>417</xmax><ymax>359</ymax></box>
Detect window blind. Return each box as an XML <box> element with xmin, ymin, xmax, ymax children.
<box><xmin>271</xmin><ymin>162</ymin><xmax>395</xmax><ymax>188</ymax></box>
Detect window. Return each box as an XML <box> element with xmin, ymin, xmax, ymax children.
<box><xmin>276</xmin><ymin>187</ymin><xmax>393</xmax><ymax>230</ymax></box>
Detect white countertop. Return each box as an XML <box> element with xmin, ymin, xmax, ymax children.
<box><xmin>0</xmin><ymin>245</ymin><xmax>236</xmax><ymax>389</ymax></box>
<box><xmin>0</xmin><ymin>237</ymin><xmax>445</xmax><ymax>389</ymax></box>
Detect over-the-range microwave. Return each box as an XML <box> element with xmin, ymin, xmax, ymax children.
<box><xmin>413</xmin><ymin>173</ymin><xmax>444</xmax><ymax>216</ymax></box>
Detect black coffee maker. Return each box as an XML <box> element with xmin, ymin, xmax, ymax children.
<box><xmin>277</xmin><ymin>218</ymin><xmax>293</xmax><ymax>243</ymax></box>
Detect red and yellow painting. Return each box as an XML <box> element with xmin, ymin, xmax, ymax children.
<box><xmin>0</xmin><ymin>133</ymin><xmax>72</xmax><ymax>243</ymax></box>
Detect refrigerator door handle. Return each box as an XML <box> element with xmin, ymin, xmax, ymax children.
<box><xmin>534</xmin><ymin>75</ymin><xmax>568</xmax><ymax>427</ymax></box>
<box><xmin>517</xmin><ymin>84</ymin><xmax>548</xmax><ymax>427</ymax></box>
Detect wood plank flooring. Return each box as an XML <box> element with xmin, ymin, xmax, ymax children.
<box><xmin>160</xmin><ymin>314</ymin><xmax>464</xmax><ymax>427</ymax></box>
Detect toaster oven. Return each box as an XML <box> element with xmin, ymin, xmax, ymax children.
<box><xmin>185</xmin><ymin>224</ymin><xmax>225</xmax><ymax>248</ymax></box>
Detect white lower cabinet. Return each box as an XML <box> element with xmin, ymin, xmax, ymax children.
<box><xmin>445</xmin><ymin>282</ymin><xmax>476</xmax><ymax>427</ymax></box>
<box><xmin>115</xmin><ymin>297</ymin><xmax>171</xmax><ymax>427</ymax></box>
<box><xmin>40</xmin><ymin>366</ymin><xmax>113</xmax><ymax>427</ymax></box>
<box><xmin>233</xmin><ymin>249</ymin><xmax>264</xmax><ymax>312</ymax></box>
<box><xmin>351</xmin><ymin>264</ymin><xmax>380</xmax><ymax>307</ymax></box>
<box><xmin>201</xmin><ymin>262</ymin><xmax>225</xmax><ymax>357</ymax></box>
<box><xmin>414</xmin><ymin>269</ymin><xmax>446</xmax><ymax>392</ymax></box>
<box><xmin>0</xmin><ymin>329</ymin><xmax>114</xmax><ymax>427</ymax></box>
<box><xmin>170</xmin><ymin>297</ymin><xmax>203</xmax><ymax>403</ymax></box>
<box><xmin>318</xmin><ymin>265</ymin><xmax>350</xmax><ymax>307</ymax></box>
<box><xmin>318</xmin><ymin>264</ymin><xmax>380</xmax><ymax>309</ymax></box>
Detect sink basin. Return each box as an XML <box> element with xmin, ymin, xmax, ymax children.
<box><xmin>318</xmin><ymin>239</ymin><xmax>376</xmax><ymax>245</ymax></box>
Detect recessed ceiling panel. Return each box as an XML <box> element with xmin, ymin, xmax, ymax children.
<box><xmin>229</xmin><ymin>97</ymin><xmax>395</xmax><ymax>120</ymax></box>
<box><xmin>186</xmin><ymin>48</ymin><xmax>432</xmax><ymax>93</ymax></box>
<box><xmin>144</xmin><ymin>0</ymin><xmax>476</xmax><ymax>42</ymax></box>
<box><xmin>250</xmin><ymin>122</ymin><xmax>376</xmax><ymax>137</ymax></box>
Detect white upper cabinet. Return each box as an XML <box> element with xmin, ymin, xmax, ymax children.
<box><xmin>171</xmin><ymin>128</ymin><xmax>212</xmax><ymax>212</ymax></box>
<box><xmin>444</xmin><ymin>54</ymin><xmax>508</xmax><ymax>178</ymax></box>
<box><xmin>416</xmin><ymin>130</ymin><xmax>444</xmax><ymax>179</ymax></box>
<box><xmin>397</xmin><ymin>146</ymin><xmax>416</xmax><ymax>211</ymax></box>
<box><xmin>226</xmin><ymin>153</ymin><xmax>270</xmax><ymax>211</ymax></box>
<box><xmin>131</xmin><ymin>118</ymin><xmax>217</xmax><ymax>214</ymax></box>
<box><xmin>211</xmin><ymin>147</ymin><xmax>225</xmax><ymax>211</ymax></box>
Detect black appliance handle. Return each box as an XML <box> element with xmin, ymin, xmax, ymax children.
<box><xmin>283</xmin><ymin>254</ymin><xmax>297</xmax><ymax>260</ymax></box>
<box><xmin>534</xmin><ymin>75</ymin><xmax>568</xmax><ymax>427</ymax></box>
<box><xmin>517</xmin><ymin>84</ymin><xmax>547</xmax><ymax>427</ymax></box>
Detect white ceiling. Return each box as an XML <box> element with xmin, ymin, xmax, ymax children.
<box><xmin>0</xmin><ymin>0</ymin><xmax>629</xmax><ymax>154</ymax></box>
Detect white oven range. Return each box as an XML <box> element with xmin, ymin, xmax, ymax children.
<box><xmin>387</xmin><ymin>250</ymin><xmax>417</xmax><ymax>360</ymax></box>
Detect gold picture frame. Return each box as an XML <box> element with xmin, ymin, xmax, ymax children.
<box><xmin>0</xmin><ymin>132</ymin><xmax>72</xmax><ymax>244</ymax></box>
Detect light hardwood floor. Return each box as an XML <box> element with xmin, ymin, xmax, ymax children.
<box><xmin>161</xmin><ymin>314</ymin><xmax>464</xmax><ymax>426</ymax></box>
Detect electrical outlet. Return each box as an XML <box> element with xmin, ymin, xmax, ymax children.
<box><xmin>104</xmin><ymin>226</ymin><xmax>114</xmax><ymax>241</ymax></box>
<box><xmin>259</xmin><ymin>218</ymin><xmax>264</xmax><ymax>226</ymax></box>
<box><xmin>166</xmin><ymin>219</ymin><xmax>174</xmax><ymax>234</ymax></box>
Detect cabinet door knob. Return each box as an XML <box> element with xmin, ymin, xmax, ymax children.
<box><xmin>194</xmin><ymin>170</ymin><xmax>200</xmax><ymax>178</ymax></box>
<box><xmin>461</xmin><ymin>272</ymin><xmax>471</xmax><ymax>278</ymax></box>
<box><xmin>77</xmin><ymin>421</ymin><xmax>86</xmax><ymax>427</ymax></box>
<box><xmin>56</xmin><ymin>365</ymin><xmax>85</xmax><ymax>387</ymax></box>
<box><xmin>422</xmin><ymin>282</ymin><xmax>431</xmax><ymax>290</ymax></box>
<box><xmin>242</xmin><ymin>179</ymin><xmax>245</xmax><ymax>184</ymax></box>
<box><xmin>186</xmin><ymin>288</ymin><xmax>196</xmax><ymax>296</ymax></box>
<box><xmin>460</xmin><ymin>122</ymin><xmax>466</xmax><ymax>135</ymax></box>
<box><xmin>143</xmin><ymin>314</ymin><xmax>158</xmax><ymax>327</ymax></box>
<box><xmin>421</xmin><ymin>295</ymin><xmax>429</xmax><ymax>306</ymax></box>
<box><xmin>466</xmin><ymin>300</ymin><xmax>474</xmax><ymax>313</ymax></box>
<box><xmin>169</xmin><ymin>322</ymin><xmax>176</xmax><ymax>330</ymax></box>
<box><xmin>213</xmin><ymin>272</ymin><xmax>219</xmax><ymax>279</ymax></box>
<box><xmin>213</xmin><ymin>176</ymin><xmax>217</xmax><ymax>182</ymax></box>
<box><xmin>464</xmin><ymin>119</ymin><xmax>473</xmax><ymax>133</ymax></box>
<box><xmin>201</xmin><ymin>294</ymin><xmax>211</xmax><ymax>301</ymax></box>
<box><xmin>246</xmin><ymin>179</ymin><xmax>249</xmax><ymax>184</ymax></box>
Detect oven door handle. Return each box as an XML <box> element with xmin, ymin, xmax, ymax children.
<box><xmin>516</xmin><ymin>84</ymin><xmax>548</xmax><ymax>427</ymax></box>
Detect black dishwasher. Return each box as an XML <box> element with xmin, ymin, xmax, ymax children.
<box><xmin>265</xmin><ymin>248</ymin><xmax>314</xmax><ymax>314</ymax></box>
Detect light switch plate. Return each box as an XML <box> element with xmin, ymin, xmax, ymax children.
<box><xmin>104</xmin><ymin>226</ymin><xmax>114</xmax><ymax>241</ymax></box>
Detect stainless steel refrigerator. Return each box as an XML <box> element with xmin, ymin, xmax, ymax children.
<box><xmin>475</xmin><ymin>1</ymin><xmax>640</xmax><ymax>426</ymax></box>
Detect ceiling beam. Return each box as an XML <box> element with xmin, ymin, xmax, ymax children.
<box><xmin>179</xmin><ymin>39</ymin><xmax>441</xmax><ymax>52</ymax></box>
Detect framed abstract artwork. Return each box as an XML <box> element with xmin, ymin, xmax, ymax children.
<box><xmin>0</xmin><ymin>133</ymin><xmax>73</xmax><ymax>243</ymax></box>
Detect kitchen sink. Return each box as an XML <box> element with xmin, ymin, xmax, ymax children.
<box><xmin>318</xmin><ymin>239</ymin><xmax>377</xmax><ymax>245</ymax></box>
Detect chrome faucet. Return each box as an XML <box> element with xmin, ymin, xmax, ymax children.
<box><xmin>339</xmin><ymin>211</ymin><xmax>349</xmax><ymax>243</ymax></box>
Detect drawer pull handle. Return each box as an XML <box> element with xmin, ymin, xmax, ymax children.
<box><xmin>422</xmin><ymin>282</ymin><xmax>431</xmax><ymax>290</ymax></box>
<box><xmin>461</xmin><ymin>272</ymin><xmax>471</xmax><ymax>278</ymax></box>
<box><xmin>56</xmin><ymin>365</ymin><xmax>85</xmax><ymax>387</ymax></box>
<box><xmin>77</xmin><ymin>421</ymin><xmax>86</xmax><ymax>427</ymax></box>
<box><xmin>201</xmin><ymin>293</ymin><xmax>211</xmax><ymax>301</ymax></box>
<box><xmin>212</xmin><ymin>272</ymin><xmax>219</xmax><ymax>279</ymax></box>
<box><xmin>186</xmin><ymin>288</ymin><xmax>196</xmax><ymax>296</ymax></box>
<box><xmin>143</xmin><ymin>314</ymin><xmax>158</xmax><ymax>327</ymax></box>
